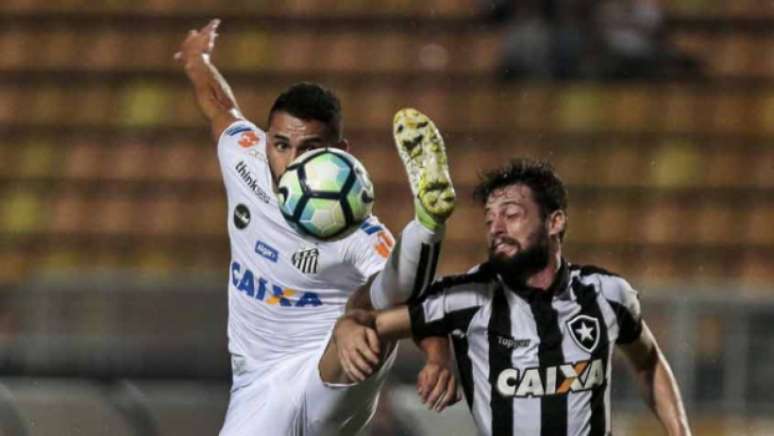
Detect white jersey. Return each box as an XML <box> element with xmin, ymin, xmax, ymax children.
<box><xmin>217</xmin><ymin>120</ymin><xmax>394</xmax><ymax>371</ymax></box>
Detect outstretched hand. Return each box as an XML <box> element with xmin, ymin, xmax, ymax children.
<box><xmin>333</xmin><ymin>310</ymin><xmax>381</xmax><ymax>383</ymax></box>
<box><xmin>174</xmin><ymin>18</ymin><xmax>220</xmax><ymax>64</ymax></box>
<box><xmin>417</xmin><ymin>358</ymin><xmax>461</xmax><ymax>413</ymax></box>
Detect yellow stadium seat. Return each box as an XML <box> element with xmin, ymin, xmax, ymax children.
<box><xmin>13</xmin><ymin>139</ymin><xmax>57</xmax><ymax>178</ymax></box>
<box><xmin>555</xmin><ymin>85</ymin><xmax>604</xmax><ymax>132</ymax></box>
<box><xmin>648</xmin><ymin>140</ymin><xmax>703</xmax><ymax>188</ymax></box>
<box><xmin>226</xmin><ymin>30</ymin><xmax>272</xmax><ymax>70</ymax></box>
<box><xmin>1</xmin><ymin>189</ymin><xmax>42</xmax><ymax>234</ymax></box>
<box><xmin>119</xmin><ymin>82</ymin><xmax>170</xmax><ymax>127</ymax></box>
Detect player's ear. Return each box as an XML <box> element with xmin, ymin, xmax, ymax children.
<box><xmin>334</xmin><ymin>138</ymin><xmax>350</xmax><ymax>152</ymax></box>
<box><xmin>547</xmin><ymin>209</ymin><xmax>566</xmax><ymax>238</ymax></box>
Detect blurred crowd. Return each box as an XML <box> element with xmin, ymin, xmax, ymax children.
<box><xmin>482</xmin><ymin>0</ymin><xmax>700</xmax><ymax>80</ymax></box>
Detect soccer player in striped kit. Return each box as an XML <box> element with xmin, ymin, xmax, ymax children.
<box><xmin>332</xmin><ymin>159</ymin><xmax>692</xmax><ymax>436</ymax></box>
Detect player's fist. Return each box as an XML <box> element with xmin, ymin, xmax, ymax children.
<box><xmin>333</xmin><ymin>310</ymin><xmax>381</xmax><ymax>383</ymax></box>
<box><xmin>174</xmin><ymin>18</ymin><xmax>220</xmax><ymax>64</ymax></box>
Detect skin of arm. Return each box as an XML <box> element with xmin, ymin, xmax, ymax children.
<box><xmin>619</xmin><ymin>322</ymin><xmax>692</xmax><ymax>436</ymax></box>
<box><xmin>346</xmin><ymin>277</ymin><xmax>452</xmax><ymax>378</ymax></box>
<box><xmin>322</xmin><ymin>303</ymin><xmax>459</xmax><ymax>411</ymax></box>
<box><xmin>175</xmin><ymin>19</ymin><xmax>244</xmax><ymax>141</ymax></box>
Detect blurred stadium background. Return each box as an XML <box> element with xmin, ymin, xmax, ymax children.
<box><xmin>1</xmin><ymin>0</ymin><xmax>773</xmax><ymax>435</ymax></box>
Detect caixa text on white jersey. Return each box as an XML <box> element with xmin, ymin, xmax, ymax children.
<box><xmin>230</xmin><ymin>261</ymin><xmax>323</xmax><ymax>307</ymax></box>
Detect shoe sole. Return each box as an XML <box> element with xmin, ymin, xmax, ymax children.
<box><xmin>393</xmin><ymin>108</ymin><xmax>455</xmax><ymax>219</ymax></box>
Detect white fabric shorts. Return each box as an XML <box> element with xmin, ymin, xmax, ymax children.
<box><xmin>219</xmin><ymin>340</ymin><xmax>398</xmax><ymax>436</ymax></box>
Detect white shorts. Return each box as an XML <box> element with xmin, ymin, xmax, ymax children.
<box><xmin>219</xmin><ymin>340</ymin><xmax>398</xmax><ymax>436</ymax></box>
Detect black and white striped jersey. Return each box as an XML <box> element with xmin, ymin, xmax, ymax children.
<box><xmin>409</xmin><ymin>261</ymin><xmax>643</xmax><ymax>436</ymax></box>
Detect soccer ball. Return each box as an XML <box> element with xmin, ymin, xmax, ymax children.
<box><xmin>277</xmin><ymin>148</ymin><xmax>375</xmax><ymax>240</ymax></box>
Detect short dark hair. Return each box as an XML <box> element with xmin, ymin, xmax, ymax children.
<box><xmin>269</xmin><ymin>82</ymin><xmax>343</xmax><ymax>141</ymax></box>
<box><xmin>473</xmin><ymin>158</ymin><xmax>568</xmax><ymax>220</ymax></box>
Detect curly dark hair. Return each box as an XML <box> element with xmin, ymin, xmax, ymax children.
<box><xmin>268</xmin><ymin>82</ymin><xmax>343</xmax><ymax>140</ymax></box>
<box><xmin>473</xmin><ymin>158</ymin><xmax>568</xmax><ymax>220</ymax></box>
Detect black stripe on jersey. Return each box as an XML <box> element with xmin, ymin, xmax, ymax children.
<box><xmin>489</xmin><ymin>286</ymin><xmax>513</xmax><ymax>436</ymax></box>
<box><xmin>528</xmin><ymin>292</ymin><xmax>567</xmax><ymax>436</ymax></box>
<box><xmin>452</xmin><ymin>335</ymin><xmax>474</xmax><ymax>409</ymax></box>
<box><xmin>425</xmin><ymin>241</ymin><xmax>441</xmax><ymax>294</ymax></box>
<box><xmin>409</xmin><ymin>243</ymin><xmax>431</xmax><ymax>302</ymax></box>
<box><xmin>447</xmin><ymin>307</ymin><xmax>480</xmax><ymax>409</ymax></box>
<box><xmin>607</xmin><ymin>300</ymin><xmax>643</xmax><ymax>344</ymax></box>
<box><xmin>572</xmin><ymin>279</ymin><xmax>611</xmax><ymax>436</ymax></box>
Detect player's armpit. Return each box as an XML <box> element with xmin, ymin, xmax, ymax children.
<box><xmin>618</xmin><ymin>322</ymin><xmax>657</xmax><ymax>371</ymax></box>
<box><xmin>346</xmin><ymin>276</ymin><xmax>376</xmax><ymax>312</ymax></box>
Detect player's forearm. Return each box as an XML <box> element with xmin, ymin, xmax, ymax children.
<box><xmin>183</xmin><ymin>54</ymin><xmax>242</xmax><ymax>137</ymax></box>
<box><xmin>639</xmin><ymin>351</ymin><xmax>691</xmax><ymax>436</ymax></box>
<box><xmin>338</xmin><ymin>305</ymin><xmax>411</xmax><ymax>342</ymax></box>
<box><xmin>374</xmin><ymin>306</ymin><xmax>412</xmax><ymax>341</ymax></box>
<box><xmin>417</xmin><ymin>335</ymin><xmax>451</xmax><ymax>364</ymax></box>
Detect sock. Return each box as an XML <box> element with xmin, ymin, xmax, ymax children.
<box><xmin>369</xmin><ymin>219</ymin><xmax>444</xmax><ymax>310</ymax></box>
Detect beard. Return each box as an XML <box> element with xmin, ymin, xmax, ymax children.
<box><xmin>488</xmin><ymin>225</ymin><xmax>551</xmax><ymax>287</ymax></box>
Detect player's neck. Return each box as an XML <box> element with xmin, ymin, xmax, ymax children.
<box><xmin>526</xmin><ymin>250</ymin><xmax>562</xmax><ymax>291</ymax></box>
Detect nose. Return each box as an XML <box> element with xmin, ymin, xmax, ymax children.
<box><xmin>488</xmin><ymin>216</ymin><xmax>506</xmax><ymax>238</ymax></box>
<box><xmin>287</xmin><ymin>149</ymin><xmax>300</xmax><ymax>164</ymax></box>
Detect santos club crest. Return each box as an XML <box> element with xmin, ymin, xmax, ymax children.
<box><xmin>567</xmin><ymin>314</ymin><xmax>600</xmax><ymax>353</ymax></box>
<box><xmin>292</xmin><ymin>247</ymin><xmax>319</xmax><ymax>274</ymax></box>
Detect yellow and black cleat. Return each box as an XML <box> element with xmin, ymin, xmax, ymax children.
<box><xmin>393</xmin><ymin>108</ymin><xmax>456</xmax><ymax>228</ymax></box>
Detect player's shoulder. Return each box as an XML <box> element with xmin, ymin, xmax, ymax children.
<box><xmin>425</xmin><ymin>262</ymin><xmax>495</xmax><ymax>297</ymax></box>
<box><xmin>218</xmin><ymin>119</ymin><xmax>267</xmax><ymax>152</ymax></box>
<box><xmin>336</xmin><ymin>215</ymin><xmax>394</xmax><ymax>259</ymax></box>
<box><xmin>349</xmin><ymin>215</ymin><xmax>393</xmax><ymax>243</ymax></box>
<box><xmin>570</xmin><ymin>263</ymin><xmax>638</xmax><ymax>303</ymax></box>
<box><xmin>356</xmin><ymin>215</ymin><xmax>391</xmax><ymax>235</ymax></box>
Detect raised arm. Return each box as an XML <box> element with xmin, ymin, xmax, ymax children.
<box><xmin>174</xmin><ymin>19</ymin><xmax>244</xmax><ymax>141</ymax></box>
<box><xmin>619</xmin><ymin>322</ymin><xmax>692</xmax><ymax>436</ymax></box>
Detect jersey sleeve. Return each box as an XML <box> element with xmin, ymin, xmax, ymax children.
<box><xmin>600</xmin><ymin>276</ymin><xmax>643</xmax><ymax>344</ymax></box>
<box><xmin>217</xmin><ymin>120</ymin><xmax>267</xmax><ymax>156</ymax></box>
<box><xmin>409</xmin><ymin>275</ymin><xmax>487</xmax><ymax>340</ymax></box>
<box><xmin>409</xmin><ymin>290</ymin><xmax>451</xmax><ymax>338</ymax></box>
<box><xmin>343</xmin><ymin>216</ymin><xmax>395</xmax><ymax>284</ymax></box>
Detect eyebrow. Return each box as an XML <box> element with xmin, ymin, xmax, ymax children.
<box><xmin>485</xmin><ymin>199</ymin><xmax>525</xmax><ymax>213</ymax></box>
<box><xmin>271</xmin><ymin>134</ymin><xmax>325</xmax><ymax>143</ymax></box>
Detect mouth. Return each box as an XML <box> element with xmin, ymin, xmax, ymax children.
<box><xmin>491</xmin><ymin>239</ymin><xmax>519</xmax><ymax>256</ymax></box>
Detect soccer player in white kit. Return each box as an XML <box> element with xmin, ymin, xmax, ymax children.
<box><xmin>176</xmin><ymin>20</ymin><xmax>460</xmax><ymax>435</ymax></box>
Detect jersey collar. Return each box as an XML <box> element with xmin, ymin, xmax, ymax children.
<box><xmin>499</xmin><ymin>258</ymin><xmax>572</xmax><ymax>302</ymax></box>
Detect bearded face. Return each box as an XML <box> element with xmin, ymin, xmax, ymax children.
<box><xmin>484</xmin><ymin>184</ymin><xmax>559</xmax><ymax>286</ymax></box>
<box><xmin>488</xmin><ymin>219</ymin><xmax>551</xmax><ymax>284</ymax></box>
